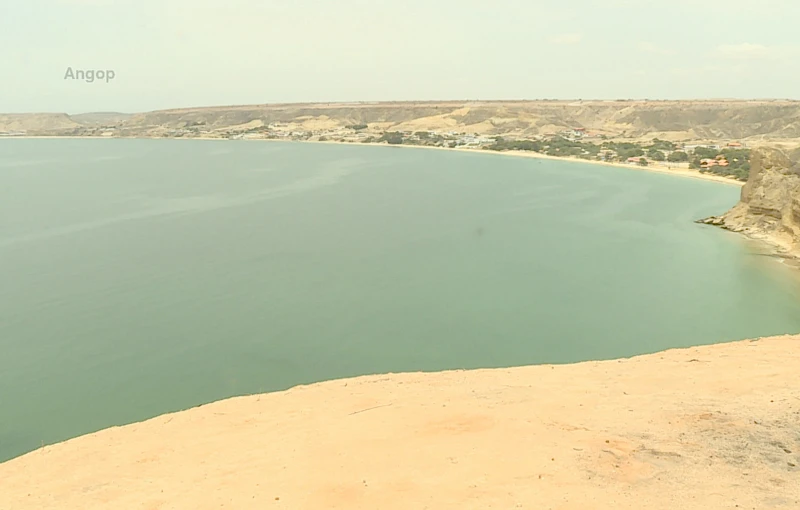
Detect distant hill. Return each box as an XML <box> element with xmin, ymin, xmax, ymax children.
<box><xmin>70</xmin><ymin>112</ymin><xmax>133</xmax><ymax>126</ymax></box>
<box><xmin>0</xmin><ymin>113</ymin><xmax>81</xmax><ymax>133</ymax></box>
<box><xmin>3</xmin><ymin>100</ymin><xmax>800</xmax><ymax>143</ymax></box>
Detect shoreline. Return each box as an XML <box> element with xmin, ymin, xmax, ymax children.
<box><xmin>289</xmin><ymin>139</ymin><xmax>746</xmax><ymax>186</ymax></box>
<box><xmin>715</xmin><ymin>224</ymin><xmax>800</xmax><ymax>268</ymax></box>
<box><xmin>2</xmin><ymin>335</ymin><xmax>799</xmax><ymax>509</ymax></box>
<box><xmin>3</xmin><ymin>135</ymin><xmax>745</xmax><ymax>187</ymax></box>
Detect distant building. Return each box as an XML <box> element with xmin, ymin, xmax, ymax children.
<box><xmin>714</xmin><ymin>155</ymin><xmax>730</xmax><ymax>166</ymax></box>
<box><xmin>685</xmin><ymin>144</ymin><xmax>721</xmax><ymax>154</ymax></box>
<box><xmin>562</xmin><ymin>128</ymin><xmax>586</xmax><ymax>140</ymax></box>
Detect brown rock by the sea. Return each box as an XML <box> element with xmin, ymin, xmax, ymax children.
<box><xmin>695</xmin><ymin>215</ymin><xmax>725</xmax><ymax>226</ymax></box>
<box><xmin>698</xmin><ymin>147</ymin><xmax>800</xmax><ymax>258</ymax></box>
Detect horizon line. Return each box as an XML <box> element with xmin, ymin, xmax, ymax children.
<box><xmin>3</xmin><ymin>97</ymin><xmax>800</xmax><ymax>117</ymax></box>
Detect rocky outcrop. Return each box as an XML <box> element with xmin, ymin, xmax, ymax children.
<box><xmin>698</xmin><ymin>147</ymin><xmax>800</xmax><ymax>257</ymax></box>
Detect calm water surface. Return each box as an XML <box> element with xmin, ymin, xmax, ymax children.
<box><xmin>1</xmin><ymin>139</ymin><xmax>799</xmax><ymax>462</ymax></box>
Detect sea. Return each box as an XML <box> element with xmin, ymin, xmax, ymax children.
<box><xmin>1</xmin><ymin>138</ymin><xmax>799</xmax><ymax>462</ymax></box>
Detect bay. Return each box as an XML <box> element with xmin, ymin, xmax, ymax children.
<box><xmin>1</xmin><ymin>139</ymin><xmax>798</xmax><ymax>462</ymax></box>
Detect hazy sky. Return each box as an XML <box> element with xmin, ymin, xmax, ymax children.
<box><xmin>2</xmin><ymin>0</ymin><xmax>799</xmax><ymax>113</ymax></box>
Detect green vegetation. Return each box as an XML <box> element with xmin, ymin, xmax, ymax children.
<box><xmin>378</xmin><ymin>132</ymin><xmax>404</xmax><ymax>145</ymax></box>
<box><xmin>545</xmin><ymin>137</ymin><xmax>600</xmax><ymax>158</ymax></box>
<box><xmin>412</xmin><ymin>131</ymin><xmax>450</xmax><ymax>147</ymax></box>
<box><xmin>360</xmin><ymin>131</ymin><xmax>752</xmax><ymax>181</ymax></box>
<box><xmin>346</xmin><ymin>124</ymin><xmax>368</xmax><ymax>131</ymax></box>
<box><xmin>667</xmin><ymin>151</ymin><xmax>689</xmax><ymax>162</ymax></box>
<box><xmin>488</xmin><ymin>136</ymin><xmax>602</xmax><ymax>159</ymax></box>
<box><xmin>487</xmin><ymin>138</ymin><xmax>544</xmax><ymax>152</ymax></box>
<box><xmin>366</xmin><ymin>130</ymin><xmax>453</xmax><ymax>147</ymax></box>
<box><xmin>646</xmin><ymin>138</ymin><xmax>676</xmax><ymax>151</ymax></box>
<box><xmin>693</xmin><ymin>147</ymin><xmax>720</xmax><ymax>159</ymax></box>
<box><xmin>602</xmin><ymin>142</ymin><xmax>644</xmax><ymax>160</ymax></box>
<box><xmin>690</xmin><ymin>147</ymin><xmax>751</xmax><ymax>180</ymax></box>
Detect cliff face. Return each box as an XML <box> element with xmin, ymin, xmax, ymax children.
<box><xmin>704</xmin><ymin>147</ymin><xmax>800</xmax><ymax>256</ymax></box>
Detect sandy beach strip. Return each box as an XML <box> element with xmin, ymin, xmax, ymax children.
<box><xmin>4</xmin><ymin>135</ymin><xmax>746</xmax><ymax>187</ymax></box>
<box><xmin>274</xmin><ymin>138</ymin><xmax>747</xmax><ymax>187</ymax></box>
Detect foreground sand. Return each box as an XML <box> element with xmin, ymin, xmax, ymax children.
<box><xmin>2</xmin><ymin>336</ymin><xmax>799</xmax><ymax>509</ymax></box>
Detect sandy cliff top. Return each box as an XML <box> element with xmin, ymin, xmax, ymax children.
<box><xmin>2</xmin><ymin>336</ymin><xmax>799</xmax><ymax>509</ymax></box>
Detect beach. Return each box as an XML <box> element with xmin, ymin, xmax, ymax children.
<box><xmin>5</xmin><ymin>135</ymin><xmax>746</xmax><ymax>187</ymax></box>
<box><xmin>1</xmin><ymin>335</ymin><xmax>798</xmax><ymax>509</ymax></box>
<box><xmin>279</xmin><ymin>139</ymin><xmax>747</xmax><ymax>187</ymax></box>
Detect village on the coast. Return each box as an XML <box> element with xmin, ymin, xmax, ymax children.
<box><xmin>0</xmin><ymin>123</ymin><xmax>752</xmax><ymax>180</ymax></box>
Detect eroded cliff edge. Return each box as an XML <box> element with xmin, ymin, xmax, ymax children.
<box><xmin>699</xmin><ymin>147</ymin><xmax>800</xmax><ymax>259</ymax></box>
<box><xmin>1</xmin><ymin>336</ymin><xmax>799</xmax><ymax>509</ymax></box>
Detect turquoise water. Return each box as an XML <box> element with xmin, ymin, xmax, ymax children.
<box><xmin>1</xmin><ymin>139</ymin><xmax>799</xmax><ymax>462</ymax></box>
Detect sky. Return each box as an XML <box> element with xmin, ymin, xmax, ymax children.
<box><xmin>1</xmin><ymin>0</ymin><xmax>800</xmax><ymax>113</ymax></box>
